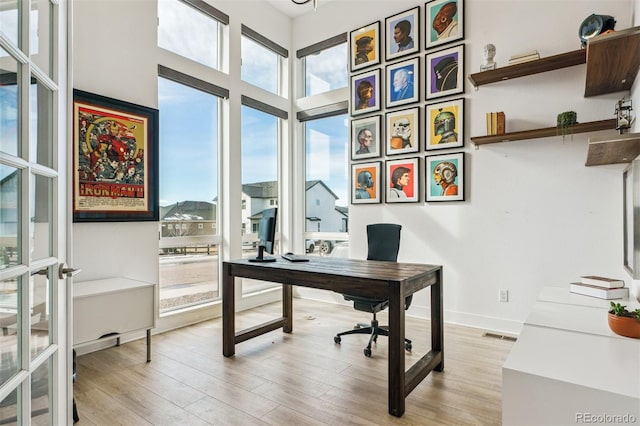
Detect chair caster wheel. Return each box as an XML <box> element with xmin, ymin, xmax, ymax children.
<box><xmin>334</xmin><ymin>336</ymin><xmax>341</xmax><ymax>344</ymax></box>
<box><xmin>405</xmin><ymin>342</ymin><xmax>412</xmax><ymax>352</ymax></box>
<box><xmin>364</xmin><ymin>347</ymin><xmax>372</xmax><ymax>357</ymax></box>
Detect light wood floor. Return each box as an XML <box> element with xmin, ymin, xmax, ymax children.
<box><xmin>74</xmin><ymin>298</ymin><xmax>515</xmax><ymax>426</ymax></box>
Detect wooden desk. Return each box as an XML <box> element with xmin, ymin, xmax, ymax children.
<box><xmin>222</xmin><ymin>257</ymin><xmax>443</xmax><ymax>417</ymax></box>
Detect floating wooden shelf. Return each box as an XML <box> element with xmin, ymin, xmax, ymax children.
<box><xmin>585</xmin><ymin>133</ymin><xmax>640</xmax><ymax>166</ymax></box>
<box><xmin>470</xmin><ymin>119</ymin><xmax>617</xmax><ymax>146</ymax></box>
<box><xmin>468</xmin><ymin>50</ymin><xmax>586</xmax><ymax>88</ymax></box>
<box><xmin>585</xmin><ymin>26</ymin><xmax>640</xmax><ymax>97</ymax></box>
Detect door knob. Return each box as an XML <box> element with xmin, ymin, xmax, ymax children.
<box><xmin>58</xmin><ymin>263</ymin><xmax>82</xmax><ymax>279</ymax></box>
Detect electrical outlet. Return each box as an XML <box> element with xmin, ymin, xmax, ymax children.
<box><xmin>499</xmin><ymin>289</ymin><xmax>509</xmax><ymax>302</ymax></box>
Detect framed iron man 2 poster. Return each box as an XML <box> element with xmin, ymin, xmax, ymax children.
<box><xmin>72</xmin><ymin>89</ymin><xmax>159</xmax><ymax>222</ymax></box>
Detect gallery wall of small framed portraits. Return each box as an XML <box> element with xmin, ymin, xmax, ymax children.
<box><xmin>386</xmin><ymin>157</ymin><xmax>420</xmax><ymax>203</ymax></box>
<box><xmin>386</xmin><ymin>56</ymin><xmax>420</xmax><ymax>109</ymax></box>
<box><xmin>425</xmin><ymin>97</ymin><xmax>464</xmax><ymax>150</ymax></box>
<box><xmin>349</xmin><ymin>21</ymin><xmax>381</xmax><ymax>72</ymax></box>
<box><xmin>348</xmin><ymin>1</ymin><xmax>468</xmax><ymax>205</ymax></box>
<box><xmin>351</xmin><ymin>68</ymin><xmax>381</xmax><ymax>116</ymax></box>
<box><xmin>352</xmin><ymin>161</ymin><xmax>382</xmax><ymax>204</ymax></box>
<box><xmin>351</xmin><ymin>115</ymin><xmax>382</xmax><ymax>160</ymax></box>
<box><xmin>386</xmin><ymin>107</ymin><xmax>420</xmax><ymax>156</ymax></box>
<box><xmin>385</xmin><ymin>7</ymin><xmax>420</xmax><ymax>61</ymax></box>
<box><xmin>425</xmin><ymin>152</ymin><xmax>465</xmax><ymax>202</ymax></box>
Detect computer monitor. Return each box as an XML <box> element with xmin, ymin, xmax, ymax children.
<box><xmin>249</xmin><ymin>207</ymin><xmax>277</xmax><ymax>263</ymax></box>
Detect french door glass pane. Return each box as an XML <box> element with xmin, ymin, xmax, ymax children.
<box><xmin>0</xmin><ymin>1</ymin><xmax>19</xmax><ymax>48</ymax></box>
<box><xmin>0</xmin><ymin>50</ymin><xmax>19</xmax><ymax>157</ymax></box>
<box><xmin>30</xmin><ymin>359</ymin><xmax>51</xmax><ymax>425</ymax></box>
<box><xmin>31</xmin><ymin>0</ymin><xmax>52</xmax><ymax>77</ymax></box>
<box><xmin>0</xmin><ymin>276</ymin><xmax>20</xmax><ymax>386</ymax></box>
<box><xmin>158</xmin><ymin>77</ymin><xmax>219</xmax><ymax>313</ymax></box>
<box><xmin>0</xmin><ymin>164</ymin><xmax>21</xmax><ymax>269</ymax></box>
<box><xmin>241</xmin><ymin>36</ymin><xmax>278</xmax><ymax>95</ymax></box>
<box><xmin>30</xmin><ymin>266</ymin><xmax>51</xmax><ymax>359</ymax></box>
<box><xmin>30</xmin><ymin>78</ymin><xmax>53</xmax><ymax>167</ymax></box>
<box><xmin>0</xmin><ymin>387</ymin><xmax>19</xmax><ymax>425</ymax></box>
<box><xmin>241</xmin><ymin>105</ymin><xmax>279</xmax><ymax>294</ymax></box>
<box><xmin>158</xmin><ymin>0</ymin><xmax>219</xmax><ymax>70</ymax></box>
<box><xmin>30</xmin><ymin>174</ymin><xmax>52</xmax><ymax>261</ymax></box>
<box><xmin>305</xmin><ymin>43</ymin><xmax>348</xmax><ymax>96</ymax></box>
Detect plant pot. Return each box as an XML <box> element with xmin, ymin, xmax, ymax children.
<box><xmin>608</xmin><ymin>313</ymin><xmax>640</xmax><ymax>338</ymax></box>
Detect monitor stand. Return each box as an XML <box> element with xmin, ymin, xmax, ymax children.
<box><xmin>249</xmin><ymin>245</ymin><xmax>276</xmax><ymax>263</ymax></box>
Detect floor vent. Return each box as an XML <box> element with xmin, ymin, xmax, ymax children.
<box><xmin>482</xmin><ymin>332</ymin><xmax>517</xmax><ymax>342</ymax></box>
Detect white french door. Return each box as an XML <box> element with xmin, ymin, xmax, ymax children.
<box><xmin>0</xmin><ymin>0</ymin><xmax>70</xmax><ymax>424</ymax></box>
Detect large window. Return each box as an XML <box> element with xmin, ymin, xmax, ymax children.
<box><xmin>158</xmin><ymin>75</ymin><xmax>221</xmax><ymax>313</ymax></box>
<box><xmin>304</xmin><ymin>113</ymin><xmax>349</xmax><ymax>255</ymax></box>
<box><xmin>298</xmin><ymin>33</ymin><xmax>348</xmax><ymax>97</ymax></box>
<box><xmin>297</xmin><ymin>36</ymin><xmax>349</xmax><ymax>256</ymax></box>
<box><xmin>241</xmin><ymin>25</ymin><xmax>287</xmax><ymax>96</ymax></box>
<box><xmin>158</xmin><ymin>0</ymin><xmax>226</xmax><ymax>71</ymax></box>
<box><xmin>304</xmin><ymin>43</ymin><xmax>347</xmax><ymax>96</ymax></box>
<box><xmin>241</xmin><ymin>103</ymin><xmax>281</xmax><ymax>294</ymax></box>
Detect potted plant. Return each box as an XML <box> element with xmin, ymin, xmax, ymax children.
<box><xmin>557</xmin><ymin>111</ymin><xmax>578</xmax><ymax>140</ymax></box>
<box><xmin>608</xmin><ymin>302</ymin><xmax>640</xmax><ymax>338</ymax></box>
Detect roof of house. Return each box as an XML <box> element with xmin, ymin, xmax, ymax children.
<box><xmin>160</xmin><ymin>201</ymin><xmax>216</xmax><ymax>220</ymax></box>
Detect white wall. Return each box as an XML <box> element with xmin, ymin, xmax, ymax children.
<box><xmin>72</xmin><ymin>0</ymin><xmax>637</xmax><ymax>336</ymax></box>
<box><xmin>293</xmin><ymin>0</ymin><xmax>635</xmax><ymax>334</ymax></box>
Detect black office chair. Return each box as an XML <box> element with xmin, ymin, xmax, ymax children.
<box><xmin>333</xmin><ymin>223</ymin><xmax>413</xmax><ymax>357</ymax></box>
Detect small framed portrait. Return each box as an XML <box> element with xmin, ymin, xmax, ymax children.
<box><xmin>351</xmin><ymin>161</ymin><xmax>382</xmax><ymax>204</ymax></box>
<box><xmin>425</xmin><ymin>152</ymin><xmax>464</xmax><ymax>202</ymax></box>
<box><xmin>425</xmin><ymin>0</ymin><xmax>464</xmax><ymax>49</ymax></box>
<box><xmin>349</xmin><ymin>21</ymin><xmax>381</xmax><ymax>72</ymax></box>
<box><xmin>351</xmin><ymin>68</ymin><xmax>381</xmax><ymax>116</ymax></box>
<box><xmin>425</xmin><ymin>43</ymin><xmax>464</xmax><ymax>100</ymax></box>
<box><xmin>351</xmin><ymin>115</ymin><xmax>381</xmax><ymax>160</ymax></box>
<box><xmin>386</xmin><ymin>107</ymin><xmax>420</xmax><ymax>156</ymax></box>
<box><xmin>386</xmin><ymin>157</ymin><xmax>420</xmax><ymax>203</ymax></box>
<box><xmin>425</xmin><ymin>97</ymin><xmax>464</xmax><ymax>150</ymax></box>
<box><xmin>385</xmin><ymin>7</ymin><xmax>420</xmax><ymax>61</ymax></box>
<box><xmin>386</xmin><ymin>57</ymin><xmax>420</xmax><ymax>109</ymax></box>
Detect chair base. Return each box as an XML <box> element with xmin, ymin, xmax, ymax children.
<box><xmin>334</xmin><ymin>319</ymin><xmax>412</xmax><ymax>357</ymax></box>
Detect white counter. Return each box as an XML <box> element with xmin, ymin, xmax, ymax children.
<box><xmin>502</xmin><ymin>286</ymin><xmax>640</xmax><ymax>425</ymax></box>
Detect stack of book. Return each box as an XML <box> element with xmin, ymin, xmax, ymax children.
<box><xmin>486</xmin><ymin>111</ymin><xmax>505</xmax><ymax>135</ymax></box>
<box><xmin>508</xmin><ymin>50</ymin><xmax>540</xmax><ymax>66</ymax></box>
<box><xmin>569</xmin><ymin>275</ymin><xmax>629</xmax><ymax>299</ymax></box>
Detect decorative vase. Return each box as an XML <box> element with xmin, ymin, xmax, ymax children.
<box><xmin>608</xmin><ymin>313</ymin><xmax>640</xmax><ymax>338</ymax></box>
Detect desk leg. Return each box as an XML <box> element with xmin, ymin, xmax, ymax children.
<box><xmin>283</xmin><ymin>284</ymin><xmax>292</xmax><ymax>333</ymax></box>
<box><xmin>388</xmin><ymin>283</ymin><xmax>405</xmax><ymax>417</ymax></box>
<box><xmin>431</xmin><ymin>268</ymin><xmax>444</xmax><ymax>371</ymax></box>
<box><xmin>146</xmin><ymin>329</ymin><xmax>151</xmax><ymax>362</ymax></box>
<box><xmin>222</xmin><ymin>263</ymin><xmax>235</xmax><ymax>357</ymax></box>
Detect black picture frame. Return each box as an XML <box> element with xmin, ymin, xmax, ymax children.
<box><xmin>72</xmin><ymin>89</ymin><xmax>159</xmax><ymax>222</ymax></box>
<box><xmin>385</xmin><ymin>7</ymin><xmax>420</xmax><ymax>61</ymax></box>
<box><xmin>351</xmin><ymin>68</ymin><xmax>381</xmax><ymax>116</ymax></box>
<box><xmin>425</xmin><ymin>151</ymin><xmax>465</xmax><ymax>202</ymax></box>
<box><xmin>425</xmin><ymin>43</ymin><xmax>465</xmax><ymax>100</ymax></box>
<box><xmin>386</xmin><ymin>56</ymin><xmax>420</xmax><ymax>109</ymax></box>
<box><xmin>425</xmin><ymin>0</ymin><xmax>465</xmax><ymax>49</ymax></box>
<box><xmin>349</xmin><ymin>21</ymin><xmax>381</xmax><ymax>72</ymax></box>
<box><xmin>386</xmin><ymin>157</ymin><xmax>420</xmax><ymax>203</ymax></box>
